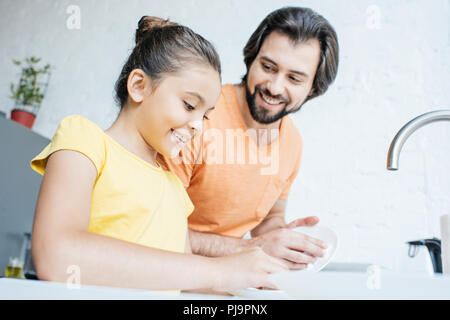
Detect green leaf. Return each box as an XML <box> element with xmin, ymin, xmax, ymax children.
<box><xmin>10</xmin><ymin>56</ymin><xmax>50</xmax><ymax>105</ymax></box>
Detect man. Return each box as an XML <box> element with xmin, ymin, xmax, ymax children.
<box><xmin>158</xmin><ymin>6</ymin><xmax>339</xmax><ymax>269</ymax></box>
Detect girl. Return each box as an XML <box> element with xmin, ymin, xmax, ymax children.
<box><xmin>30</xmin><ymin>16</ymin><xmax>286</xmax><ymax>293</ymax></box>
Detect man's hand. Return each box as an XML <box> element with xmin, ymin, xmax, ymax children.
<box><xmin>285</xmin><ymin>216</ymin><xmax>320</xmax><ymax>229</ymax></box>
<box><xmin>249</xmin><ymin>216</ymin><xmax>328</xmax><ymax>270</ymax></box>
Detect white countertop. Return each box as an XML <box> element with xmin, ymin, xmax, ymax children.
<box><xmin>0</xmin><ymin>278</ymin><xmax>243</xmax><ymax>300</ymax></box>
<box><xmin>4</xmin><ymin>268</ymin><xmax>450</xmax><ymax>300</ymax></box>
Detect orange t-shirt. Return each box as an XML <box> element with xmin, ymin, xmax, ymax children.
<box><xmin>158</xmin><ymin>84</ymin><xmax>303</xmax><ymax>238</ymax></box>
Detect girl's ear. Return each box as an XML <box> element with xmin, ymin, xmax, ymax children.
<box><xmin>127</xmin><ymin>69</ymin><xmax>150</xmax><ymax>103</ymax></box>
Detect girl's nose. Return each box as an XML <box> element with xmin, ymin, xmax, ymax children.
<box><xmin>189</xmin><ymin>119</ymin><xmax>203</xmax><ymax>137</ymax></box>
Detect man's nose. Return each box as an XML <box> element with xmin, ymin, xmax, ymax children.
<box><xmin>266</xmin><ymin>74</ymin><xmax>285</xmax><ymax>97</ymax></box>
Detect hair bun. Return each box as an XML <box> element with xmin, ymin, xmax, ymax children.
<box><xmin>135</xmin><ymin>16</ymin><xmax>178</xmax><ymax>45</ymax></box>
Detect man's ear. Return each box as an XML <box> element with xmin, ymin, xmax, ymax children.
<box><xmin>308</xmin><ymin>87</ymin><xmax>316</xmax><ymax>97</ymax></box>
<box><xmin>127</xmin><ymin>69</ymin><xmax>149</xmax><ymax>103</ymax></box>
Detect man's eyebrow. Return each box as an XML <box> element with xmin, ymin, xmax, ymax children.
<box><xmin>260</xmin><ymin>56</ymin><xmax>310</xmax><ymax>78</ymax></box>
<box><xmin>186</xmin><ymin>91</ymin><xmax>205</xmax><ymax>104</ymax></box>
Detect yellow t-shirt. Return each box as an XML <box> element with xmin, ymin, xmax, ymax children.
<box><xmin>31</xmin><ymin>115</ymin><xmax>194</xmax><ymax>254</ymax></box>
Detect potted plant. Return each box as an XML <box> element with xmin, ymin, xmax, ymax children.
<box><xmin>9</xmin><ymin>56</ymin><xmax>51</xmax><ymax>128</ymax></box>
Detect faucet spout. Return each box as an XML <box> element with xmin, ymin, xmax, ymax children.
<box><xmin>387</xmin><ymin>110</ymin><xmax>450</xmax><ymax>170</ymax></box>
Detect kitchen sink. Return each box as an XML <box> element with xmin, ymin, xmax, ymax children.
<box><xmin>269</xmin><ymin>268</ymin><xmax>450</xmax><ymax>299</ymax></box>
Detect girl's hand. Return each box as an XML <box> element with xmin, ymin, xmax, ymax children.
<box><xmin>212</xmin><ymin>247</ymin><xmax>288</xmax><ymax>292</ymax></box>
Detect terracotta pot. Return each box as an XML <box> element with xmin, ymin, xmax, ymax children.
<box><xmin>10</xmin><ymin>109</ymin><xmax>36</xmax><ymax>129</ymax></box>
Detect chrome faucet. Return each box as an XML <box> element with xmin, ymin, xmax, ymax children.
<box><xmin>387</xmin><ymin>110</ymin><xmax>450</xmax><ymax>170</ymax></box>
<box><xmin>386</xmin><ymin>109</ymin><xmax>450</xmax><ymax>274</ymax></box>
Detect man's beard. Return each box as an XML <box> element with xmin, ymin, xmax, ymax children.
<box><xmin>244</xmin><ymin>81</ymin><xmax>301</xmax><ymax>124</ymax></box>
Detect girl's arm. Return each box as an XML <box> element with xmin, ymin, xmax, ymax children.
<box><xmin>182</xmin><ymin>228</ymin><xmax>231</xmax><ymax>295</ymax></box>
<box><xmin>32</xmin><ymin>150</ymin><xmax>285</xmax><ymax>292</ymax></box>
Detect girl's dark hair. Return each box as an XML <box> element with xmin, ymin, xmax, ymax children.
<box><xmin>115</xmin><ymin>16</ymin><xmax>221</xmax><ymax>108</ymax></box>
<box><xmin>242</xmin><ymin>7</ymin><xmax>339</xmax><ymax>103</ymax></box>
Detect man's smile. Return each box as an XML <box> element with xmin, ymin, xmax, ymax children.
<box><xmin>256</xmin><ymin>87</ymin><xmax>288</xmax><ymax>112</ymax></box>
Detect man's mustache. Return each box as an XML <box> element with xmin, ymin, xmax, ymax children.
<box><xmin>255</xmin><ymin>85</ymin><xmax>290</xmax><ymax>105</ymax></box>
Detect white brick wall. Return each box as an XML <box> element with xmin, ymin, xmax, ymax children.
<box><xmin>1</xmin><ymin>0</ymin><xmax>449</xmax><ymax>273</ymax></box>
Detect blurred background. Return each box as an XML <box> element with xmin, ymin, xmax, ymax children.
<box><xmin>0</xmin><ymin>0</ymin><xmax>449</xmax><ymax>275</ymax></box>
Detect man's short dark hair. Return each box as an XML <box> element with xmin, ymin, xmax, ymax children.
<box><xmin>242</xmin><ymin>7</ymin><xmax>339</xmax><ymax>103</ymax></box>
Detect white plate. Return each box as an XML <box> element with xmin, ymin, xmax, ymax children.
<box><xmin>229</xmin><ymin>288</ymin><xmax>291</xmax><ymax>299</ymax></box>
<box><xmin>292</xmin><ymin>225</ymin><xmax>338</xmax><ymax>272</ymax></box>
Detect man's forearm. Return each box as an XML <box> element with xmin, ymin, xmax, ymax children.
<box><xmin>188</xmin><ymin>215</ymin><xmax>286</xmax><ymax>257</ymax></box>
<box><xmin>250</xmin><ymin>215</ymin><xmax>286</xmax><ymax>238</ymax></box>
<box><xmin>189</xmin><ymin>229</ymin><xmax>251</xmax><ymax>257</ymax></box>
